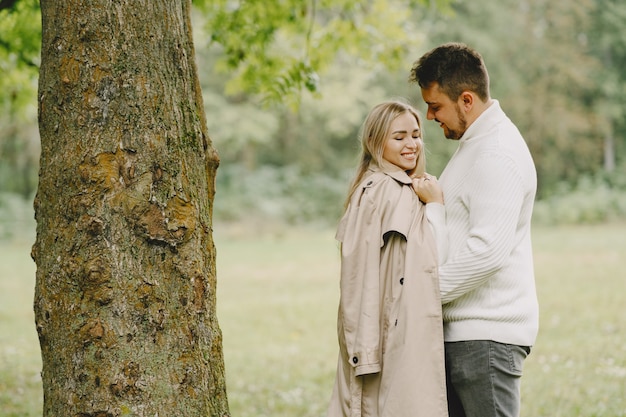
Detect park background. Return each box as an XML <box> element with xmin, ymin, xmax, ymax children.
<box><xmin>1</xmin><ymin>0</ymin><xmax>625</xmax><ymax>416</ymax></box>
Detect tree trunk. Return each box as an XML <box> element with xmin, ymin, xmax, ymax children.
<box><xmin>32</xmin><ymin>1</ymin><xmax>229</xmax><ymax>416</ymax></box>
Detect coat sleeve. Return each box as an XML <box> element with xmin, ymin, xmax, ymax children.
<box><xmin>336</xmin><ymin>175</ymin><xmax>411</xmax><ymax>376</ymax></box>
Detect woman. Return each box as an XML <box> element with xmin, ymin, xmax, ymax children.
<box><xmin>326</xmin><ymin>100</ymin><xmax>448</xmax><ymax>417</ymax></box>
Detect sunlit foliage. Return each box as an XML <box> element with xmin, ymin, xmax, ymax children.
<box><xmin>1</xmin><ymin>0</ymin><xmax>625</xmax><ymax>226</ymax></box>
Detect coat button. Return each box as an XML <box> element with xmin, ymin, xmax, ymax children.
<box><xmin>352</xmin><ymin>356</ymin><xmax>358</xmax><ymax>364</ymax></box>
<box><xmin>400</xmin><ymin>277</ymin><xmax>404</xmax><ymax>285</ymax></box>
<box><xmin>366</xmin><ymin>181</ymin><xmax>373</xmax><ymax>186</ymax></box>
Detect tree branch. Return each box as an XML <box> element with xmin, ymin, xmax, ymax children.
<box><xmin>0</xmin><ymin>0</ymin><xmax>19</xmax><ymax>12</ymax></box>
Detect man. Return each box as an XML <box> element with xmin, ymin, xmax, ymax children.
<box><xmin>409</xmin><ymin>42</ymin><xmax>539</xmax><ymax>417</ymax></box>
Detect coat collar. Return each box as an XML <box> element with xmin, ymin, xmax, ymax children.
<box><xmin>368</xmin><ymin>163</ymin><xmax>414</xmax><ymax>185</ymax></box>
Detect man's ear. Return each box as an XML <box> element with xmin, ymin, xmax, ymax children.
<box><xmin>459</xmin><ymin>91</ymin><xmax>474</xmax><ymax>111</ymax></box>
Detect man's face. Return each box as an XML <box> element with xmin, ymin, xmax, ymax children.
<box><xmin>421</xmin><ymin>82</ymin><xmax>467</xmax><ymax>140</ymax></box>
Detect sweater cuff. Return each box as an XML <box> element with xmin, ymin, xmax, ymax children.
<box><xmin>426</xmin><ymin>202</ymin><xmax>445</xmax><ymax>224</ymax></box>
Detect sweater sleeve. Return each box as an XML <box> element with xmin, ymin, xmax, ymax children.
<box><xmin>426</xmin><ymin>202</ymin><xmax>448</xmax><ymax>265</ymax></box>
<box><xmin>439</xmin><ymin>152</ymin><xmax>525</xmax><ymax>304</ymax></box>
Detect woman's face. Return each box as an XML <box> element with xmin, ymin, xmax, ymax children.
<box><xmin>382</xmin><ymin>111</ymin><xmax>422</xmax><ymax>171</ymax></box>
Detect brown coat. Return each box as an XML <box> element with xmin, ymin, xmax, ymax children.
<box><xmin>326</xmin><ymin>167</ymin><xmax>448</xmax><ymax>417</ymax></box>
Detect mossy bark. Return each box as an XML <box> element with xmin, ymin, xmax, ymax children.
<box><xmin>32</xmin><ymin>1</ymin><xmax>228</xmax><ymax>415</ymax></box>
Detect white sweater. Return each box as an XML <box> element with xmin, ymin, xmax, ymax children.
<box><xmin>427</xmin><ymin>100</ymin><xmax>539</xmax><ymax>347</ymax></box>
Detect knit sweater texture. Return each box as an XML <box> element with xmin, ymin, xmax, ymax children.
<box><xmin>427</xmin><ymin>100</ymin><xmax>539</xmax><ymax>347</ymax></box>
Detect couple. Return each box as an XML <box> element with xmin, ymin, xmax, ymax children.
<box><xmin>326</xmin><ymin>43</ymin><xmax>539</xmax><ymax>417</ymax></box>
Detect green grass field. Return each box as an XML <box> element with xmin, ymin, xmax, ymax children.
<box><xmin>1</xmin><ymin>223</ymin><xmax>625</xmax><ymax>416</ymax></box>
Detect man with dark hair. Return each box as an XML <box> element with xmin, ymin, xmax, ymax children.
<box><xmin>410</xmin><ymin>42</ymin><xmax>539</xmax><ymax>417</ymax></box>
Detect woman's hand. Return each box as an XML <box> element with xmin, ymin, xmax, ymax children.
<box><xmin>412</xmin><ymin>174</ymin><xmax>444</xmax><ymax>204</ymax></box>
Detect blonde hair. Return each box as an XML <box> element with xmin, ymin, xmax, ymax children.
<box><xmin>344</xmin><ymin>100</ymin><xmax>425</xmax><ymax>208</ymax></box>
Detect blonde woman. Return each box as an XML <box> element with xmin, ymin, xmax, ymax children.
<box><xmin>326</xmin><ymin>100</ymin><xmax>448</xmax><ymax>417</ymax></box>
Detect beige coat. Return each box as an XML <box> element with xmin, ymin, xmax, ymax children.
<box><xmin>327</xmin><ymin>167</ymin><xmax>448</xmax><ymax>417</ymax></box>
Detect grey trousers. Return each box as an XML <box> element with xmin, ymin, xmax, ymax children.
<box><xmin>445</xmin><ymin>340</ymin><xmax>531</xmax><ymax>417</ymax></box>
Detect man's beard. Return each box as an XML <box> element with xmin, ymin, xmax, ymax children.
<box><xmin>444</xmin><ymin>104</ymin><xmax>467</xmax><ymax>140</ymax></box>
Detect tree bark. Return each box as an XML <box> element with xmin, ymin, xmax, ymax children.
<box><xmin>32</xmin><ymin>1</ymin><xmax>228</xmax><ymax>416</ymax></box>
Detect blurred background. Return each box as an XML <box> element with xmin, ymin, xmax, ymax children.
<box><xmin>1</xmin><ymin>0</ymin><xmax>625</xmax><ymax>238</ymax></box>
<box><xmin>1</xmin><ymin>1</ymin><xmax>625</xmax><ymax>416</ymax></box>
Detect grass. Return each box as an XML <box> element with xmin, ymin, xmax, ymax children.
<box><xmin>521</xmin><ymin>224</ymin><xmax>626</xmax><ymax>416</ymax></box>
<box><xmin>1</xmin><ymin>223</ymin><xmax>625</xmax><ymax>416</ymax></box>
<box><xmin>0</xmin><ymin>240</ymin><xmax>40</xmax><ymax>417</ymax></box>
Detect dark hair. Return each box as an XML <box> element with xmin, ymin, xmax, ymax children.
<box><xmin>409</xmin><ymin>42</ymin><xmax>490</xmax><ymax>102</ymax></box>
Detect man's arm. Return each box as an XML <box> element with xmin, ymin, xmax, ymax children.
<box><xmin>437</xmin><ymin>153</ymin><xmax>525</xmax><ymax>304</ymax></box>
